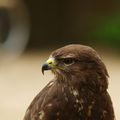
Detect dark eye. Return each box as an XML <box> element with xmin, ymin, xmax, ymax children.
<box><xmin>63</xmin><ymin>58</ymin><xmax>74</xmax><ymax>65</ymax></box>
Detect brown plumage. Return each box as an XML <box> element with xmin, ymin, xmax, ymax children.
<box><xmin>23</xmin><ymin>44</ymin><xmax>115</xmax><ymax>120</ymax></box>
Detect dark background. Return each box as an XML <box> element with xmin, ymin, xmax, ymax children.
<box><xmin>25</xmin><ymin>0</ymin><xmax>120</xmax><ymax>50</ymax></box>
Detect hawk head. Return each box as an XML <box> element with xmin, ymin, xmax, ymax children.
<box><xmin>42</xmin><ymin>44</ymin><xmax>108</xmax><ymax>91</ymax></box>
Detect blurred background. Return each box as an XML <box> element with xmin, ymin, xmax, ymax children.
<box><xmin>0</xmin><ymin>0</ymin><xmax>119</xmax><ymax>120</ymax></box>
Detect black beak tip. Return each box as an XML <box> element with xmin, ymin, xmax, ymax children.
<box><xmin>42</xmin><ymin>67</ymin><xmax>44</xmax><ymax>75</ymax></box>
<box><xmin>41</xmin><ymin>63</ymin><xmax>51</xmax><ymax>75</ymax></box>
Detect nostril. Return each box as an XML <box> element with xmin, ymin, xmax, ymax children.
<box><xmin>49</xmin><ymin>62</ymin><xmax>52</xmax><ymax>64</ymax></box>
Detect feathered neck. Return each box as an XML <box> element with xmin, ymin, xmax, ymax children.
<box><xmin>54</xmin><ymin>69</ymin><xmax>108</xmax><ymax>93</ymax></box>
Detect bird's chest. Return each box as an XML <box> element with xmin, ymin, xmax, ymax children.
<box><xmin>54</xmin><ymin>84</ymin><xmax>85</xmax><ymax>119</ymax></box>
<box><xmin>41</xmin><ymin>84</ymin><xmax>85</xmax><ymax>120</ymax></box>
<box><xmin>62</xmin><ymin>84</ymin><xmax>84</xmax><ymax>110</ymax></box>
<box><xmin>54</xmin><ymin>84</ymin><xmax>97</xmax><ymax>120</ymax></box>
<box><xmin>38</xmin><ymin>83</ymin><xmax>95</xmax><ymax>120</ymax></box>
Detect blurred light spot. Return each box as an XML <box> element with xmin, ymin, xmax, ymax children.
<box><xmin>0</xmin><ymin>0</ymin><xmax>30</xmax><ymax>65</ymax></box>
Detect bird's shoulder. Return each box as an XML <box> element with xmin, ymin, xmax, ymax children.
<box><xmin>23</xmin><ymin>79</ymin><xmax>65</xmax><ymax>120</ymax></box>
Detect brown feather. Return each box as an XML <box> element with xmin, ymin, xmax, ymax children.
<box><xmin>23</xmin><ymin>44</ymin><xmax>115</xmax><ymax>120</ymax></box>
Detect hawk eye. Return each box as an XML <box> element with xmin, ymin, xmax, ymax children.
<box><xmin>63</xmin><ymin>58</ymin><xmax>74</xmax><ymax>65</ymax></box>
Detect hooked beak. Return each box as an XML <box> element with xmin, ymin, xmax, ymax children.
<box><xmin>42</xmin><ymin>57</ymin><xmax>56</xmax><ymax>74</ymax></box>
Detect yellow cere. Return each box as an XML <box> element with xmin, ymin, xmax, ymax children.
<box><xmin>46</xmin><ymin>57</ymin><xmax>56</xmax><ymax>66</ymax></box>
<box><xmin>46</xmin><ymin>57</ymin><xmax>65</xmax><ymax>70</ymax></box>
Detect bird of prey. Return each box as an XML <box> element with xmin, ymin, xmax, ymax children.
<box><xmin>23</xmin><ymin>44</ymin><xmax>115</xmax><ymax>120</ymax></box>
